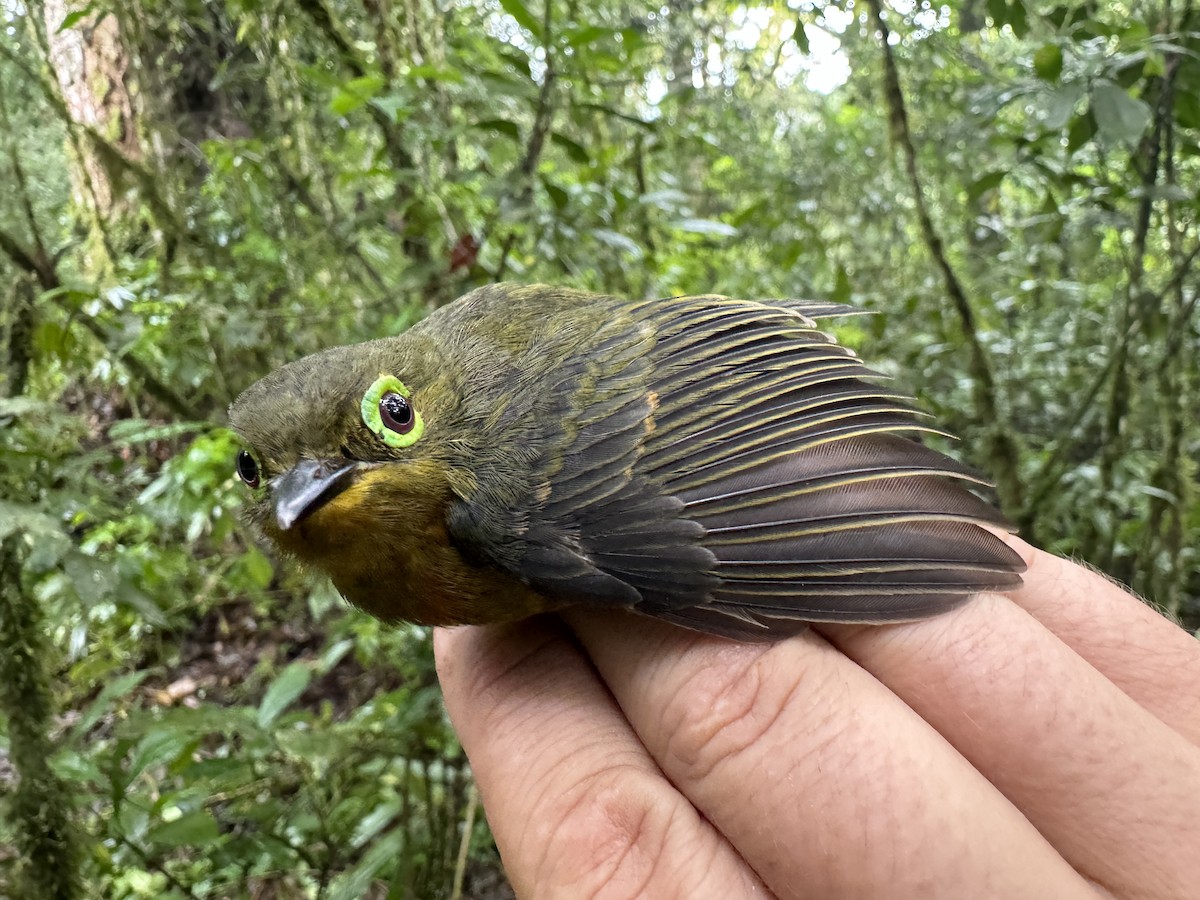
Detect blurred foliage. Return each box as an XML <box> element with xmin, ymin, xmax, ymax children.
<box><xmin>1</xmin><ymin>0</ymin><xmax>1197</xmax><ymax>895</ymax></box>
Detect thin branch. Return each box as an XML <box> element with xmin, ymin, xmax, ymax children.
<box><xmin>0</xmin><ymin>99</ymin><xmax>50</xmax><ymax>269</ymax></box>
<box><xmin>290</xmin><ymin>0</ymin><xmax>441</xmax><ymax>270</ymax></box>
<box><xmin>1160</xmin><ymin>242</ymin><xmax>1200</xmax><ymax>358</ymax></box>
<box><xmin>115</xmin><ymin>835</ymin><xmax>200</xmax><ymax>900</ymax></box>
<box><xmin>0</xmin><ymin>227</ymin><xmax>56</xmax><ymax>290</ymax></box>
<box><xmin>4</xmin><ymin>278</ymin><xmax>36</xmax><ymax>396</ymax></box>
<box><xmin>0</xmin><ymin>237</ymin><xmax>199</xmax><ymax>418</ymax></box>
<box><xmin>494</xmin><ymin>0</ymin><xmax>559</xmax><ymax>280</ymax></box>
<box><xmin>0</xmin><ymin>51</ymin><xmax>57</xmax><ymax>290</ymax></box>
<box><xmin>81</xmin><ymin>123</ymin><xmax>184</xmax><ymax>233</ymax></box>
<box><xmin>866</xmin><ymin>0</ymin><xmax>1022</xmax><ymax>513</ymax></box>
<box><xmin>70</xmin><ymin>312</ymin><xmax>198</xmax><ymax>419</ymax></box>
<box><xmin>1021</xmin><ymin>238</ymin><xmax>1200</xmax><ymax>521</ymax></box>
<box><xmin>291</xmin><ymin>0</ymin><xmax>416</xmax><ymax>174</ymax></box>
<box><xmin>277</xmin><ymin>166</ymin><xmax>391</xmax><ymax>293</ymax></box>
<box><xmin>1140</xmin><ymin>48</ymin><xmax>1191</xmax><ymax>611</ymax></box>
<box><xmin>1082</xmin><ymin>24</ymin><xmax>1184</xmax><ymax>567</ymax></box>
<box><xmin>449</xmin><ymin>783</ymin><xmax>479</xmax><ymax>900</ymax></box>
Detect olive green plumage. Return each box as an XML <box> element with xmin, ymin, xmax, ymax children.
<box><xmin>229</xmin><ymin>283</ymin><xmax>1024</xmax><ymax>640</ymax></box>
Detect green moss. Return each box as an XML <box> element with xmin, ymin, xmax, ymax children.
<box><xmin>0</xmin><ymin>536</ymin><xmax>83</xmax><ymax>900</ymax></box>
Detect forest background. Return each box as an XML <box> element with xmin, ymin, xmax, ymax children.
<box><xmin>1</xmin><ymin>0</ymin><xmax>1197</xmax><ymax>897</ymax></box>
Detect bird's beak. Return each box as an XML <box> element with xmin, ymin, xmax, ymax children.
<box><xmin>272</xmin><ymin>458</ymin><xmax>364</xmax><ymax>532</ymax></box>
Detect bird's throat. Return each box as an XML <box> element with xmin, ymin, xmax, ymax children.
<box><xmin>273</xmin><ymin>460</ymin><xmax>546</xmax><ymax>625</ymax></box>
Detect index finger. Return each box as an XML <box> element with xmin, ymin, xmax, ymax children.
<box><xmin>434</xmin><ymin>619</ymin><xmax>771</xmax><ymax>899</ymax></box>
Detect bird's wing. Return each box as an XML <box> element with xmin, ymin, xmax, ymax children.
<box><xmin>447</xmin><ymin>304</ymin><xmax>716</xmax><ymax>609</ymax></box>
<box><xmin>450</xmin><ymin>293</ymin><xmax>1024</xmax><ymax>640</ymax></box>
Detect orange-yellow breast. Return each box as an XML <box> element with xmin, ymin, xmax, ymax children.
<box><xmin>271</xmin><ymin>462</ymin><xmax>549</xmax><ymax>625</ymax></box>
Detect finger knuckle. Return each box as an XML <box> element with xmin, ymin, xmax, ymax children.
<box><xmin>659</xmin><ymin>646</ymin><xmax>811</xmax><ymax>782</ymax></box>
<box><xmin>530</xmin><ymin>763</ymin><xmax>677</xmax><ymax>900</ymax></box>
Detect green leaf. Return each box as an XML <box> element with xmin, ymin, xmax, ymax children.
<box><xmin>574</xmin><ymin>102</ymin><xmax>655</xmax><ymax>130</ymax></box>
<box><xmin>967</xmin><ymin>170</ymin><xmax>1006</xmax><ymax>200</ymax></box>
<box><xmin>1174</xmin><ymin>84</ymin><xmax>1200</xmax><ymax>129</ymax></box>
<box><xmin>51</xmin><ymin>748</ymin><xmax>103</xmax><ymax>784</ymax></box>
<box><xmin>307</xmin><ymin>579</ymin><xmax>343</xmax><ymax>620</ymax></box>
<box><xmin>317</xmin><ymin>639</ymin><xmax>355</xmax><ymax>675</ymax></box>
<box><xmin>472</xmin><ymin>118</ymin><xmax>522</xmax><ymax>141</ymax></box>
<box><xmin>0</xmin><ymin>501</ymin><xmax>65</xmax><ymax>542</ymax></box>
<box><xmin>1142</xmin><ymin>52</ymin><xmax>1166</xmax><ymax>79</ymax></box>
<box><xmin>793</xmin><ymin>15</ymin><xmax>811</xmax><ymax>55</ymax></box>
<box><xmin>497</xmin><ymin>50</ymin><xmax>532</xmax><ymax>79</ymax></box>
<box><xmin>32</xmin><ymin>320</ymin><xmax>73</xmax><ymax>360</ymax></box>
<box><xmin>775</xmin><ymin>238</ymin><xmax>806</xmax><ymax>270</ymax></box>
<box><xmin>406</xmin><ymin>64</ymin><xmax>463</xmax><ymax>82</ymax></box>
<box><xmin>1140</xmin><ymin>485</ymin><xmax>1178</xmax><ymax>503</ymax></box>
<box><xmin>1045</xmin><ymin>4</ymin><xmax>1086</xmax><ymax>29</ymax></box>
<box><xmin>564</xmin><ymin>25</ymin><xmax>610</xmax><ymax>49</ymax></box>
<box><xmin>1129</xmin><ymin>183</ymin><xmax>1194</xmax><ymax>202</ymax></box>
<box><xmin>832</xmin><ymin>266</ymin><xmax>852</xmax><ymax>304</ymax></box>
<box><xmin>328</xmin><ymin>829</ymin><xmax>405</xmax><ymax>900</ymax></box>
<box><xmin>541</xmin><ymin>177</ymin><xmax>569</xmax><ymax>210</ymax></box>
<box><xmin>70</xmin><ymin>671</ymin><xmax>150</xmax><ymax>742</ymax></box>
<box><xmin>1008</xmin><ymin>0</ymin><xmax>1029</xmax><ymax>37</ymax></box>
<box><xmin>149</xmin><ymin>809</ymin><xmax>221</xmax><ymax>847</ymax></box>
<box><xmin>370</xmin><ymin>93</ymin><xmax>412</xmax><ymax>122</ymax></box>
<box><xmin>63</xmin><ymin>552</ymin><xmax>117</xmax><ymax>607</ymax></box>
<box><xmin>350</xmin><ymin>798</ymin><xmax>403</xmax><ymax>848</ymax></box>
<box><xmin>640</xmin><ymin>189</ymin><xmax>687</xmax><ymax>210</ymax></box>
<box><xmin>499</xmin><ymin>0</ymin><xmax>542</xmax><ymax>39</ymax></box>
<box><xmin>0</xmin><ymin>397</ymin><xmax>51</xmax><ymax>418</ymax></box>
<box><xmin>1039</xmin><ymin>83</ymin><xmax>1083</xmax><ymax>130</ymax></box>
<box><xmin>592</xmin><ymin>229</ymin><xmax>644</xmax><ymax>259</ymax></box>
<box><xmin>550</xmin><ymin>131</ymin><xmax>589</xmax><ymax>164</ymax></box>
<box><xmin>670</xmin><ymin>218</ymin><xmax>738</xmax><ymax>237</ymax></box>
<box><xmin>107</xmin><ymin>419</ymin><xmax>204</xmax><ymax>444</ymax></box>
<box><xmin>1033</xmin><ymin>45</ymin><xmax>1063</xmax><ymax>81</ymax></box>
<box><xmin>618</xmin><ymin>27</ymin><xmax>647</xmax><ymax>54</ymax></box>
<box><xmin>730</xmin><ymin>198</ymin><xmax>767</xmax><ymax>228</ymax></box>
<box><xmin>329</xmin><ymin>75</ymin><xmax>387</xmax><ymax>116</ymax></box>
<box><xmin>117</xmin><ymin>582</ymin><xmax>169</xmax><ymax>626</ymax></box>
<box><xmin>232</xmin><ymin>547</ymin><xmax>274</xmax><ymax>592</ymax></box>
<box><xmin>1092</xmin><ymin>80</ymin><xmax>1151</xmax><ymax>144</ymax></box>
<box><xmin>1067</xmin><ymin>110</ymin><xmax>1097</xmax><ymax>153</ymax></box>
<box><xmin>57</xmin><ymin>3</ymin><xmax>100</xmax><ymax>31</ymax></box>
<box><xmin>126</xmin><ymin>728</ymin><xmax>193</xmax><ymax>787</ymax></box>
<box><xmin>257</xmin><ymin>663</ymin><xmax>311</xmax><ymax>729</ymax></box>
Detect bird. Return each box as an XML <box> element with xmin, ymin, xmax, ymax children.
<box><xmin>228</xmin><ymin>283</ymin><xmax>1024</xmax><ymax>641</ymax></box>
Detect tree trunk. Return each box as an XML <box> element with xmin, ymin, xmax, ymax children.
<box><xmin>41</xmin><ymin>0</ymin><xmax>141</xmax><ymax>216</ymax></box>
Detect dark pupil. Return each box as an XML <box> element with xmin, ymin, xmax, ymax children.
<box><xmin>236</xmin><ymin>449</ymin><xmax>260</xmax><ymax>487</ymax></box>
<box><xmin>380</xmin><ymin>392</ymin><xmax>414</xmax><ymax>433</ymax></box>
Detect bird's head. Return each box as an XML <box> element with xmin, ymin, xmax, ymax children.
<box><xmin>227</xmin><ymin>337</ymin><xmax>474</xmax><ymax>619</ymax></box>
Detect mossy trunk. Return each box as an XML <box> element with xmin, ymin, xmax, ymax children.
<box><xmin>0</xmin><ymin>535</ymin><xmax>83</xmax><ymax>900</ymax></box>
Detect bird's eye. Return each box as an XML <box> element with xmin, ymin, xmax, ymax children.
<box><xmin>379</xmin><ymin>392</ymin><xmax>415</xmax><ymax>433</ymax></box>
<box><xmin>361</xmin><ymin>374</ymin><xmax>425</xmax><ymax>449</ymax></box>
<box><xmin>235</xmin><ymin>449</ymin><xmax>261</xmax><ymax>488</ymax></box>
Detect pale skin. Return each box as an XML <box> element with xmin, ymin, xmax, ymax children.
<box><xmin>434</xmin><ymin>536</ymin><xmax>1200</xmax><ymax>900</ymax></box>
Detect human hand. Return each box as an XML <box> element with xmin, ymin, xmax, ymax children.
<box><xmin>435</xmin><ymin>538</ymin><xmax>1200</xmax><ymax>899</ymax></box>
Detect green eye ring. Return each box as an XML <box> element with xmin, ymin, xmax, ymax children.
<box><xmin>361</xmin><ymin>374</ymin><xmax>424</xmax><ymax>448</ymax></box>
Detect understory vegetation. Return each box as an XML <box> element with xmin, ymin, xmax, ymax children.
<box><xmin>1</xmin><ymin>0</ymin><xmax>1197</xmax><ymax>896</ymax></box>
